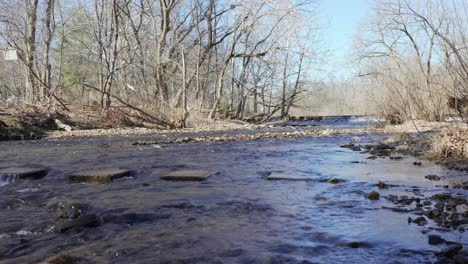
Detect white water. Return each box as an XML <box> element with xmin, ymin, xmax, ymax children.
<box><xmin>0</xmin><ymin>174</ymin><xmax>16</xmax><ymax>186</ymax></box>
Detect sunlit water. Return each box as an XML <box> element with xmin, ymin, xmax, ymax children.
<box><xmin>0</xmin><ymin>128</ymin><xmax>466</xmax><ymax>263</ymax></box>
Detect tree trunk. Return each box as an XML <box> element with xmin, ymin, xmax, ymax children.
<box><xmin>25</xmin><ymin>0</ymin><xmax>39</xmax><ymax>103</ymax></box>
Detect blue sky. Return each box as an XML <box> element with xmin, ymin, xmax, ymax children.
<box><xmin>319</xmin><ymin>0</ymin><xmax>370</xmax><ymax>80</ymax></box>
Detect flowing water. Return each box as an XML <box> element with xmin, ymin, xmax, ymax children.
<box><xmin>0</xmin><ymin>125</ymin><xmax>466</xmax><ymax>263</ymax></box>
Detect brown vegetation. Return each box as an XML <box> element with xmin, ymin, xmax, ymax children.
<box><xmin>356</xmin><ymin>0</ymin><xmax>468</xmax><ymax>123</ymax></box>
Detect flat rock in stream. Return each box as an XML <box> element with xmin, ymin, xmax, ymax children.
<box><xmin>161</xmin><ymin>170</ymin><xmax>213</xmax><ymax>181</ymax></box>
<box><xmin>425</xmin><ymin>174</ymin><xmax>441</xmax><ymax>181</ymax></box>
<box><xmin>0</xmin><ymin>167</ymin><xmax>48</xmax><ymax>179</ymax></box>
<box><xmin>67</xmin><ymin>169</ymin><xmax>132</xmax><ymax>183</ymax></box>
<box><xmin>266</xmin><ymin>173</ymin><xmax>312</xmax><ymax>181</ymax></box>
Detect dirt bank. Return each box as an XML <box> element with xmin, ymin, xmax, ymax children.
<box><xmin>360</xmin><ymin>121</ymin><xmax>468</xmax><ymax>171</ymax></box>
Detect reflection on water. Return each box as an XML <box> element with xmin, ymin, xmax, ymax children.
<box><xmin>0</xmin><ymin>132</ymin><xmax>466</xmax><ymax>263</ymax></box>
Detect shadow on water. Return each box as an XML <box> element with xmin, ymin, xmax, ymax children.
<box><xmin>0</xmin><ymin>126</ymin><xmax>466</xmax><ymax>263</ymax></box>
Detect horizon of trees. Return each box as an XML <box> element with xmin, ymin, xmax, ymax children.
<box><xmin>0</xmin><ymin>0</ymin><xmax>466</xmax><ymax>128</ymax></box>
<box><xmin>0</xmin><ymin>0</ymin><xmax>325</xmax><ymax>127</ymax></box>
<box><xmin>355</xmin><ymin>0</ymin><xmax>468</xmax><ymax>123</ymax></box>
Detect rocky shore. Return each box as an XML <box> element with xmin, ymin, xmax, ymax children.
<box><xmin>340</xmin><ymin>134</ymin><xmax>468</xmax><ymax>264</ymax></box>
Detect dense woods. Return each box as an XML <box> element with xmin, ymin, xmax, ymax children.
<box><xmin>0</xmin><ymin>0</ymin><xmax>321</xmax><ymax>127</ymax></box>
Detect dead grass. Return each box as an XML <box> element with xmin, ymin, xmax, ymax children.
<box><xmin>383</xmin><ymin>120</ymin><xmax>457</xmax><ymax>133</ymax></box>
<box><xmin>429</xmin><ymin>126</ymin><xmax>468</xmax><ymax>161</ymax></box>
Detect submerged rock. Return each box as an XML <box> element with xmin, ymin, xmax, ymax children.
<box><xmin>0</xmin><ymin>167</ymin><xmax>48</xmax><ymax>180</ymax></box>
<box><xmin>413</xmin><ymin>216</ymin><xmax>428</xmax><ymax>226</ymax></box>
<box><xmin>428</xmin><ymin>234</ymin><xmax>446</xmax><ymax>245</ymax></box>
<box><xmin>160</xmin><ymin>170</ymin><xmax>213</xmax><ymax>181</ymax></box>
<box><xmin>433</xmin><ymin>193</ymin><xmax>452</xmax><ymax>201</ymax></box>
<box><xmin>377</xmin><ymin>181</ymin><xmax>389</xmax><ymax>189</ymax></box>
<box><xmin>425</xmin><ymin>175</ymin><xmax>442</xmax><ymax>181</ymax></box>
<box><xmin>437</xmin><ymin>244</ymin><xmax>463</xmax><ymax>258</ymax></box>
<box><xmin>56</xmin><ymin>202</ymin><xmax>89</xmax><ymax>219</ymax></box>
<box><xmin>55</xmin><ymin>214</ymin><xmax>101</xmax><ymax>233</ymax></box>
<box><xmin>342</xmin><ymin>241</ymin><xmax>372</xmax><ymax>248</ymax></box>
<box><xmin>67</xmin><ymin>169</ymin><xmax>132</xmax><ymax>183</ymax></box>
<box><xmin>327</xmin><ymin>178</ymin><xmax>346</xmax><ymax>184</ymax></box>
<box><xmin>266</xmin><ymin>173</ymin><xmax>312</xmax><ymax>181</ymax></box>
<box><xmin>365</xmin><ymin>191</ymin><xmax>380</xmax><ymax>200</ymax></box>
<box><xmin>40</xmin><ymin>254</ymin><xmax>81</xmax><ymax>264</ymax></box>
<box><xmin>453</xmin><ymin>254</ymin><xmax>468</xmax><ymax>264</ymax></box>
<box><xmin>340</xmin><ymin>143</ymin><xmax>361</xmax><ymax>151</ymax></box>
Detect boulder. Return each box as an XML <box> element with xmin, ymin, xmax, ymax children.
<box><xmin>67</xmin><ymin>169</ymin><xmax>132</xmax><ymax>183</ymax></box>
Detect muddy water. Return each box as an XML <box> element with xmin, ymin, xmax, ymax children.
<box><xmin>0</xmin><ymin>131</ymin><xmax>466</xmax><ymax>263</ymax></box>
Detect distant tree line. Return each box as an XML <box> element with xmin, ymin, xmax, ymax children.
<box><xmin>0</xmin><ymin>0</ymin><xmax>322</xmax><ymax>127</ymax></box>
<box><xmin>356</xmin><ymin>0</ymin><xmax>468</xmax><ymax>123</ymax></box>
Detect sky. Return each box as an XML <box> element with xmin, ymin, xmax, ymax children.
<box><xmin>318</xmin><ymin>0</ymin><xmax>371</xmax><ymax>80</ymax></box>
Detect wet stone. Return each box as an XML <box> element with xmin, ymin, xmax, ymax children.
<box><xmin>0</xmin><ymin>167</ymin><xmax>48</xmax><ymax>180</ymax></box>
<box><xmin>56</xmin><ymin>202</ymin><xmax>89</xmax><ymax>219</ymax></box>
<box><xmin>425</xmin><ymin>175</ymin><xmax>441</xmax><ymax>181</ymax></box>
<box><xmin>437</xmin><ymin>244</ymin><xmax>463</xmax><ymax>258</ymax></box>
<box><xmin>414</xmin><ymin>208</ymin><xmax>424</xmax><ymax>215</ymax></box>
<box><xmin>377</xmin><ymin>181</ymin><xmax>389</xmax><ymax>189</ymax></box>
<box><xmin>435</xmin><ymin>257</ymin><xmax>456</xmax><ymax>264</ymax></box>
<box><xmin>423</xmin><ymin>201</ymin><xmax>432</xmax><ymax>206</ymax></box>
<box><xmin>41</xmin><ymin>254</ymin><xmax>81</xmax><ymax>264</ymax></box>
<box><xmin>55</xmin><ymin>214</ymin><xmax>101</xmax><ymax>233</ymax></box>
<box><xmin>340</xmin><ymin>143</ymin><xmax>361</xmax><ymax>151</ymax></box>
<box><xmin>365</xmin><ymin>191</ymin><xmax>380</xmax><ymax>200</ymax></box>
<box><xmin>266</xmin><ymin>173</ymin><xmax>312</xmax><ymax>181</ymax></box>
<box><xmin>67</xmin><ymin>169</ymin><xmax>132</xmax><ymax>183</ymax></box>
<box><xmin>428</xmin><ymin>234</ymin><xmax>446</xmax><ymax>245</ymax></box>
<box><xmin>161</xmin><ymin>170</ymin><xmax>213</xmax><ymax>181</ymax></box>
<box><xmin>433</xmin><ymin>193</ymin><xmax>452</xmax><ymax>201</ymax></box>
<box><xmin>327</xmin><ymin>178</ymin><xmax>346</xmax><ymax>184</ymax></box>
<box><xmin>453</xmin><ymin>254</ymin><xmax>468</xmax><ymax>264</ymax></box>
<box><xmin>413</xmin><ymin>216</ymin><xmax>428</xmax><ymax>226</ymax></box>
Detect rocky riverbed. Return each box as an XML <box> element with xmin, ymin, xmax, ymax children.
<box><xmin>0</xmin><ymin>129</ymin><xmax>466</xmax><ymax>263</ymax></box>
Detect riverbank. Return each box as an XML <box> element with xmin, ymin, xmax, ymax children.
<box><xmin>2</xmin><ymin>110</ymin><xmax>467</xmax><ymax>173</ymax></box>
<box><xmin>383</xmin><ymin>122</ymin><xmax>468</xmax><ymax>171</ymax></box>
